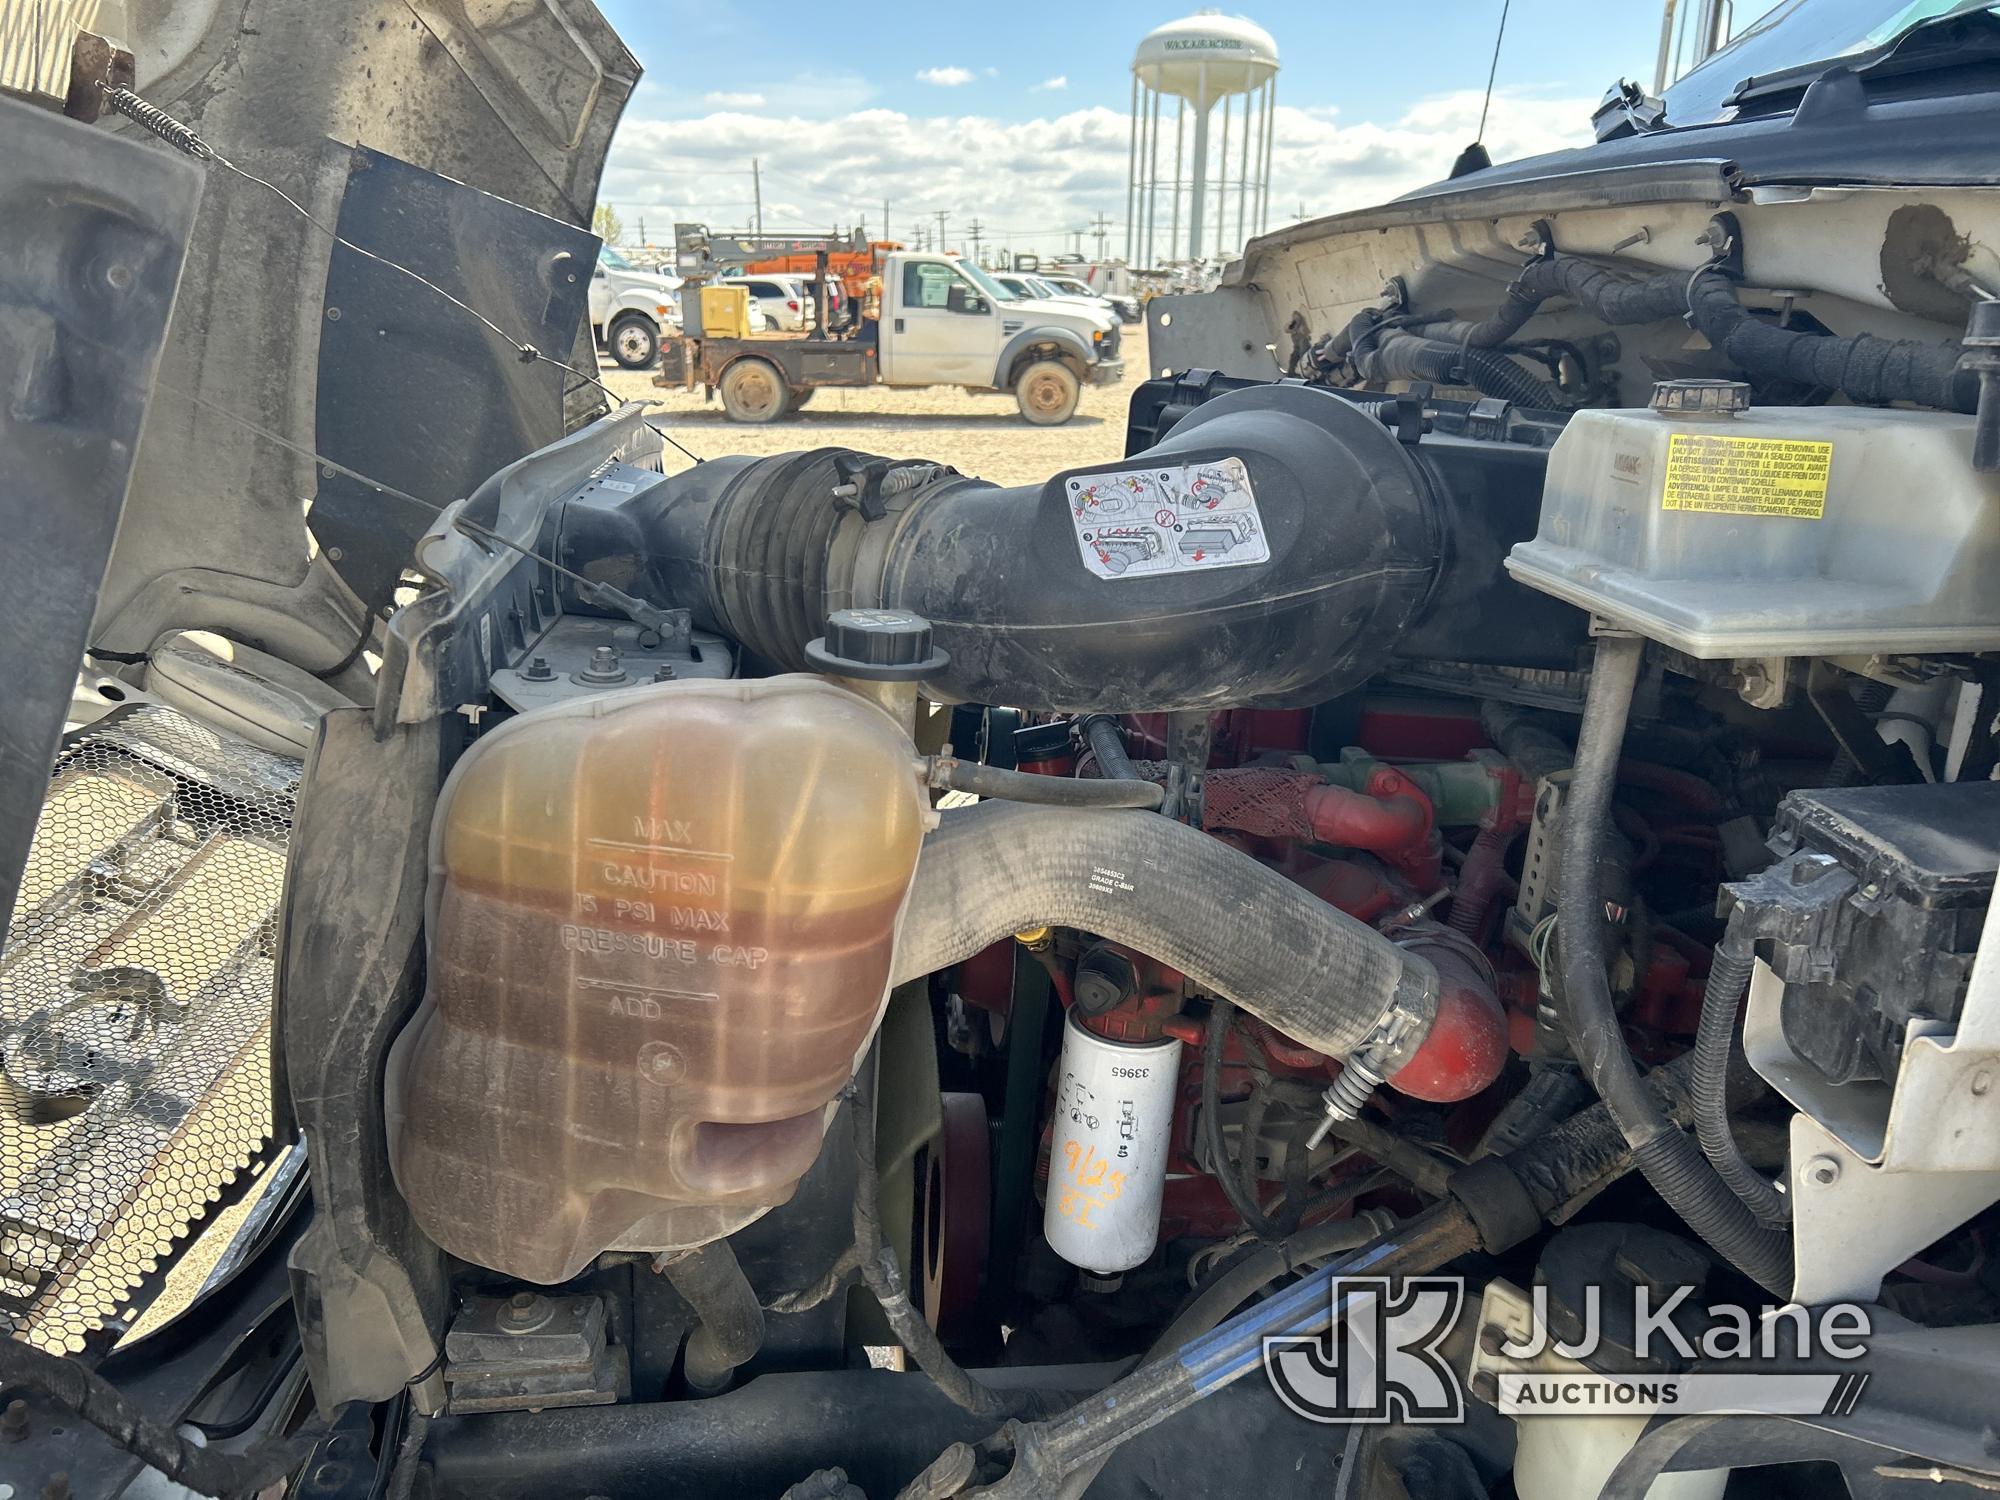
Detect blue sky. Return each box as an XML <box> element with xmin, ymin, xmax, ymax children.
<box><xmin>589</xmin><ymin>3</ymin><xmax>1696</xmax><ymax>259</ymax></box>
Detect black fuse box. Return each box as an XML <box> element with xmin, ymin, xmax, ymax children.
<box><xmin>1725</xmin><ymin>781</ymin><xmax>2000</xmax><ymax>1087</ymax></box>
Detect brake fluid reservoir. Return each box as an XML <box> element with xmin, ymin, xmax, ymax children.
<box><xmin>385</xmin><ymin>677</ymin><xmax>929</xmax><ymax>1284</ymax></box>
<box><xmin>1507</xmin><ymin>381</ymin><xmax>2000</xmax><ymax>658</ymax></box>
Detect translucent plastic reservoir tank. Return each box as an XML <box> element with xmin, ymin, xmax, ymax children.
<box><xmin>1507</xmin><ymin>396</ymin><xmax>2000</xmax><ymax>657</ymax></box>
<box><xmin>386</xmin><ymin>677</ymin><xmax>929</xmax><ymax>1284</ymax></box>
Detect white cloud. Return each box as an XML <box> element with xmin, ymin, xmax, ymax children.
<box><xmin>598</xmin><ymin>89</ymin><xmax>1598</xmax><ymax>257</ymax></box>
<box><xmin>702</xmin><ymin>90</ymin><xmax>766</xmax><ymax>108</ymax></box>
<box><xmin>1033</xmin><ymin>75</ymin><xmax>1068</xmax><ymax>92</ymax></box>
<box><xmin>915</xmin><ymin>66</ymin><xmax>976</xmax><ymax>86</ymax></box>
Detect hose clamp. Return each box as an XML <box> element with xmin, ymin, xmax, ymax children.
<box><xmin>1307</xmin><ymin>1007</ymin><xmax>1424</xmax><ymax>1148</ymax></box>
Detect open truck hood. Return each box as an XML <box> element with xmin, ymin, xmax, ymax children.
<box><xmin>0</xmin><ymin>97</ymin><xmax>202</xmax><ymax>951</ymax></box>
<box><xmin>84</xmin><ymin>0</ymin><xmax>639</xmax><ymax>669</ymax></box>
<box><xmin>0</xmin><ymin>0</ymin><xmax>637</xmax><ymax>1363</ymax></box>
<box><xmin>1149</xmin><ymin>5</ymin><xmax>2000</xmax><ymax>391</ymax></box>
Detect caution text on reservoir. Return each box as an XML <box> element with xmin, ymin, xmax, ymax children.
<box><xmin>1660</xmin><ymin>434</ymin><xmax>1833</xmax><ymax>519</ymax></box>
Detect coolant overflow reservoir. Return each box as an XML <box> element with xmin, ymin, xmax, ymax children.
<box><xmin>386</xmin><ymin>677</ymin><xmax>929</xmax><ymax>1284</ymax></box>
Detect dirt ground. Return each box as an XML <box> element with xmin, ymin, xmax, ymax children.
<box><xmin>597</xmin><ymin>326</ymin><xmax>1154</xmax><ymax>484</ymax></box>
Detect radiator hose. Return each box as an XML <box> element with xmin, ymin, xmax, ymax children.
<box><xmin>655</xmin><ymin>1242</ymin><xmax>765</xmax><ymax>1395</ymax></box>
<box><xmin>892</xmin><ymin>800</ymin><xmax>1505</xmax><ymax>1103</ymax></box>
<box><xmin>1555</xmin><ymin>636</ymin><xmax>1793</xmax><ymax>1295</ymax></box>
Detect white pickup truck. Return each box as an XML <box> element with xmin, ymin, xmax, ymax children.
<box><xmin>657</xmin><ymin>252</ymin><xmax>1123</xmax><ymax>423</ymax></box>
<box><xmin>588</xmin><ymin>246</ymin><xmax>682</xmax><ymax>369</ymax></box>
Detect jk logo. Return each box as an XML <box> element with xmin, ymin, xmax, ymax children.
<box><xmin>1263</xmin><ymin>1276</ymin><xmax>1466</xmax><ymax>1424</ymax></box>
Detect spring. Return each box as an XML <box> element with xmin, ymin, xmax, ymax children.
<box><xmin>98</xmin><ymin>86</ymin><xmax>215</xmax><ymax>161</ymax></box>
<box><xmin>881</xmin><ymin>462</ymin><xmax>948</xmax><ymax>496</ymax></box>
<box><xmin>1321</xmin><ymin>1056</ymin><xmax>1384</xmax><ymax>1122</ymax></box>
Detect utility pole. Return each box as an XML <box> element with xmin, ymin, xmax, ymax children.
<box><xmin>967</xmin><ymin>218</ymin><xmax>984</xmax><ymax>266</ymax></box>
<box><xmin>1090</xmin><ymin>213</ymin><xmax>1111</xmax><ymax>262</ymax></box>
<box><xmin>752</xmin><ymin>158</ymin><xmax>763</xmax><ymax>238</ymax></box>
<box><xmin>934</xmin><ymin>208</ymin><xmax>950</xmax><ymax>254</ymax></box>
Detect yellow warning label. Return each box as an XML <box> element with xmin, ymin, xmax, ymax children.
<box><xmin>1660</xmin><ymin>433</ymin><xmax>1832</xmax><ymax>519</ymax></box>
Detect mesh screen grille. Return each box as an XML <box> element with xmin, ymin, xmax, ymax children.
<box><xmin>1</xmin><ymin>704</ymin><xmax>296</xmax><ymax>1352</ymax></box>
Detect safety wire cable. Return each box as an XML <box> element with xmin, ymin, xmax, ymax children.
<box><xmin>94</xmin><ymin>83</ymin><xmax>703</xmax><ymax>468</ymax></box>
<box><xmin>90</xmin><ymin>83</ymin><xmax>698</xmax><ymax>639</ymax></box>
<box><xmin>144</xmin><ymin>379</ymin><xmax>683</xmax><ymax>639</ymax></box>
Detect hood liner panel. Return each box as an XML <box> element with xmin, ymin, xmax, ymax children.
<box><xmin>312</xmin><ymin>145</ymin><xmax>600</xmax><ymax>617</ymax></box>
<box><xmin>0</xmin><ymin>96</ymin><xmax>202</xmax><ymax>934</ymax></box>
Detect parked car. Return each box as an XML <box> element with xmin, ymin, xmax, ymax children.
<box><xmin>1040</xmin><ymin>270</ymin><xmax>1141</xmax><ymax>324</ymax></box>
<box><xmin>991</xmin><ymin>271</ymin><xmax>1045</xmax><ymax>303</ymax></box>
<box><xmin>588</xmin><ymin>244</ymin><xmax>680</xmax><ymax>368</ymax></box>
<box><xmin>995</xmin><ymin>270</ymin><xmax>1136</xmax><ymax>326</ymax></box>
<box><xmin>722</xmin><ymin>275</ymin><xmax>816</xmax><ymax>332</ymax></box>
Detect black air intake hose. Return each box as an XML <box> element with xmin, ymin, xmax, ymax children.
<box><xmin>606</xmin><ymin>384</ymin><xmax>1446</xmax><ymax>711</ymax></box>
<box><xmin>891</xmin><ymin>800</ymin><xmax>1440</xmax><ymax>1066</ymax></box>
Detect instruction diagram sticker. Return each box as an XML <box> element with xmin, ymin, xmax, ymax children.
<box><xmin>1660</xmin><ymin>434</ymin><xmax>1832</xmax><ymax>519</ymax></box>
<box><xmin>1066</xmin><ymin>457</ymin><xmax>1271</xmax><ymax>579</ymax></box>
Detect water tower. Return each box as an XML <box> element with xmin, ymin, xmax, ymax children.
<box><xmin>1127</xmin><ymin>12</ymin><xmax>1280</xmax><ymax>267</ymax></box>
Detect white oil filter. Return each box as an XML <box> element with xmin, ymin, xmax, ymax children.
<box><xmin>1043</xmin><ymin>1010</ymin><xmax>1182</xmax><ymax>1274</ymax></box>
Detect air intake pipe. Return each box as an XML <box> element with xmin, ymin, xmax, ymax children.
<box><xmin>589</xmin><ymin>384</ymin><xmax>1453</xmax><ymax>712</ymax></box>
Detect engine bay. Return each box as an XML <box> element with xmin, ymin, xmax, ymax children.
<box><xmin>10</xmin><ymin>5</ymin><xmax>2000</xmax><ymax>1497</ymax></box>
<box><xmin>278</xmin><ymin>350</ymin><xmax>2000</xmax><ymax>1496</ymax></box>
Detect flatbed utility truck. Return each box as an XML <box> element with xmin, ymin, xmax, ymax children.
<box><xmin>655</xmin><ymin>239</ymin><xmax>1122</xmax><ymax>424</ymax></box>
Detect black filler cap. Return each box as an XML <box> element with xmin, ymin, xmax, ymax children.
<box><xmin>805</xmin><ymin>608</ymin><xmax>950</xmax><ymax>682</ymax></box>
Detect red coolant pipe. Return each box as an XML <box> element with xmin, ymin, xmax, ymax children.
<box><xmin>1383</xmin><ymin>941</ymin><xmax>1509</xmax><ymax>1104</ymax></box>
<box><xmin>1204</xmin><ymin>766</ymin><xmax>1441</xmax><ymax>888</ymax></box>
<box><xmin>1302</xmin><ymin>780</ymin><xmax>1430</xmax><ymax>856</ymax></box>
<box><xmin>1302</xmin><ymin>767</ymin><xmax>1440</xmax><ymax>889</ymax></box>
